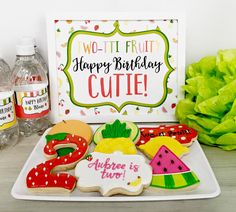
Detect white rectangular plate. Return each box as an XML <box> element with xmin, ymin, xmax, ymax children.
<box><xmin>11</xmin><ymin>124</ymin><xmax>221</xmax><ymax>201</ymax></box>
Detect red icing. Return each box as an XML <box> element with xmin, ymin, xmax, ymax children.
<box><xmin>26</xmin><ymin>134</ymin><xmax>88</xmax><ymax>191</ymax></box>
<box><xmin>136</xmin><ymin>124</ymin><xmax>198</xmax><ymax>146</ymax></box>
<box><xmin>149</xmin><ymin>145</ymin><xmax>190</xmax><ymax>174</ymax></box>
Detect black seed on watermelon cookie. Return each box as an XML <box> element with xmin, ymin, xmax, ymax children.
<box><xmin>150</xmin><ymin>145</ymin><xmax>190</xmax><ymax>174</ymax></box>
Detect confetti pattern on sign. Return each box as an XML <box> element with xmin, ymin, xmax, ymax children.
<box><xmin>54</xmin><ymin>20</ymin><xmax>178</xmax><ymax>118</ymax></box>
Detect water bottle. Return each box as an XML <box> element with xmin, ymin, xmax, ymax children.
<box><xmin>0</xmin><ymin>52</ymin><xmax>19</xmax><ymax>149</ymax></box>
<box><xmin>12</xmin><ymin>44</ymin><xmax>50</xmax><ymax>136</ymax></box>
<box><xmin>19</xmin><ymin>36</ymin><xmax>48</xmax><ymax>74</ymax></box>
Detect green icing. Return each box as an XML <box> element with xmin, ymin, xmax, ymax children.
<box><xmin>101</xmin><ymin>119</ymin><xmax>131</xmax><ymax>138</ymax></box>
<box><xmin>151</xmin><ymin>172</ymin><xmax>200</xmax><ymax>189</ymax></box>
<box><xmin>182</xmin><ymin>172</ymin><xmax>199</xmax><ymax>185</ymax></box>
<box><xmin>56</xmin><ymin>148</ymin><xmax>74</xmax><ymax>156</ymax></box>
<box><xmin>164</xmin><ymin>175</ymin><xmax>175</xmax><ymax>189</ymax></box>
<box><xmin>45</xmin><ymin>132</ymin><xmax>74</xmax><ymax>156</ymax></box>
<box><xmin>46</xmin><ymin>133</ymin><xmax>68</xmax><ymax>142</ymax></box>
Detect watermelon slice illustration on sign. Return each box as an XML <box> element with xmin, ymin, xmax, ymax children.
<box><xmin>149</xmin><ymin>145</ymin><xmax>200</xmax><ymax>190</ymax></box>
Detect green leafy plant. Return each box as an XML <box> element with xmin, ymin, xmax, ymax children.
<box><xmin>176</xmin><ymin>49</ymin><xmax>236</xmax><ymax>150</ymax></box>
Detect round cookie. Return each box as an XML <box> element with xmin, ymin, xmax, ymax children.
<box><xmin>93</xmin><ymin>119</ymin><xmax>140</xmax><ymax>145</ymax></box>
<box><xmin>47</xmin><ymin>120</ymin><xmax>93</xmax><ymax>143</ymax></box>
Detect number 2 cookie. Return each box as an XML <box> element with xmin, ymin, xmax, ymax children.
<box><xmin>26</xmin><ymin>134</ymin><xmax>89</xmax><ymax>193</ymax></box>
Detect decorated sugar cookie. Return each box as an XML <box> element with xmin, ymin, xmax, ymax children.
<box><xmin>93</xmin><ymin>119</ymin><xmax>140</xmax><ymax>145</ymax></box>
<box><xmin>75</xmin><ymin>152</ymin><xmax>152</xmax><ymax>196</ymax></box>
<box><xmin>94</xmin><ymin>138</ymin><xmax>137</xmax><ymax>154</ymax></box>
<box><xmin>93</xmin><ymin>119</ymin><xmax>138</xmax><ymax>154</ymax></box>
<box><xmin>46</xmin><ymin>120</ymin><xmax>92</xmax><ymax>156</ymax></box>
<box><xmin>26</xmin><ymin>135</ymin><xmax>88</xmax><ymax>193</ymax></box>
<box><xmin>149</xmin><ymin>145</ymin><xmax>200</xmax><ymax>190</ymax></box>
<box><xmin>137</xmin><ymin>124</ymin><xmax>198</xmax><ymax>147</ymax></box>
<box><xmin>138</xmin><ymin>136</ymin><xmax>189</xmax><ymax>159</ymax></box>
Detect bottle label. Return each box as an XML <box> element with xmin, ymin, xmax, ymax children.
<box><xmin>0</xmin><ymin>91</ymin><xmax>17</xmax><ymax>130</ymax></box>
<box><xmin>15</xmin><ymin>86</ymin><xmax>49</xmax><ymax>119</ymax></box>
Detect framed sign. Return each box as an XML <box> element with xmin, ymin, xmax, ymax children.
<box><xmin>47</xmin><ymin>13</ymin><xmax>185</xmax><ymax>123</ymax></box>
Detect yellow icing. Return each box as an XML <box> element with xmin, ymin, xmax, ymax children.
<box><xmin>138</xmin><ymin>136</ymin><xmax>189</xmax><ymax>158</ymax></box>
<box><xmin>173</xmin><ymin>173</ymin><xmax>186</xmax><ymax>185</ymax></box>
<box><xmin>94</xmin><ymin>138</ymin><xmax>137</xmax><ymax>154</ymax></box>
<box><xmin>152</xmin><ymin>175</ymin><xmax>165</xmax><ymax>187</ymax></box>
<box><xmin>128</xmin><ymin>176</ymin><xmax>142</xmax><ymax>187</ymax></box>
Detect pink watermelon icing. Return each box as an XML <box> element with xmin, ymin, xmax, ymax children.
<box><xmin>149</xmin><ymin>145</ymin><xmax>190</xmax><ymax>174</ymax></box>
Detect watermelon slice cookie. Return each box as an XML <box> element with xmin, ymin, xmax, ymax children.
<box><xmin>45</xmin><ymin>120</ymin><xmax>93</xmax><ymax>156</ymax></box>
<box><xmin>137</xmin><ymin>124</ymin><xmax>198</xmax><ymax>147</ymax></box>
<box><xmin>149</xmin><ymin>145</ymin><xmax>200</xmax><ymax>190</ymax></box>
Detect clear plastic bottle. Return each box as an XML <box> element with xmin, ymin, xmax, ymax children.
<box><xmin>19</xmin><ymin>36</ymin><xmax>48</xmax><ymax>74</ymax></box>
<box><xmin>12</xmin><ymin>44</ymin><xmax>50</xmax><ymax>136</ymax></box>
<box><xmin>0</xmin><ymin>52</ymin><xmax>19</xmax><ymax>149</ymax></box>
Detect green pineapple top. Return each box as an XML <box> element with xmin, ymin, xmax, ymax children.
<box><xmin>101</xmin><ymin>119</ymin><xmax>131</xmax><ymax>138</ymax></box>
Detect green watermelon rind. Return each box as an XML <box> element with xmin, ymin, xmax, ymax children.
<box><xmin>150</xmin><ymin>171</ymin><xmax>200</xmax><ymax>189</ymax></box>
<box><xmin>93</xmin><ymin>121</ymin><xmax>140</xmax><ymax>145</ymax></box>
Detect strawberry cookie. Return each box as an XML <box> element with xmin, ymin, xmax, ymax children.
<box><xmin>26</xmin><ymin>134</ymin><xmax>89</xmax><ymax>193</ymax></box>
<box><xmin>45</xmin><ymin>120</ymin><xmax>93</xmax><ymax>156</ymax></box>
<box><xmin>137</xmin><ymin>124</ymin><xmax>198</xmax><ymax>147</ymax></box>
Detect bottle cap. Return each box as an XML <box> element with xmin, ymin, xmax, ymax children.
<box><xmin>20</xmin><ymin>36</ymin><xmax>36</xmax><ymax>47</ymax></box>
<box><xmin>16</xmin><ymin>44</ymin><xmax>35</xmax><ymax>56</ymax></box>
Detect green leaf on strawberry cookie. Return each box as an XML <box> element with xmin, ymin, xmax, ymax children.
<box><xmin>45</xmin><ymin>132</ymin><xmax>74</xmax><ymax>156</ymax></box>
<box><xmin>46</xmin><ymin>133</ymin><xmax>68</xmax><ymax>142</ymax></box>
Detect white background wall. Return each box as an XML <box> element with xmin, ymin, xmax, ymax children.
<box><xmin>0</xmin><ymin>0</ymin><xmax>235</xmax><ymax>67</ymax></box>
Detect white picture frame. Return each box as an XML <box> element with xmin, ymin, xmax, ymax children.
<box><xmin>47</xmin><ymin>12</ymin><xmax>185</xmax><ymax>124</ymax></box>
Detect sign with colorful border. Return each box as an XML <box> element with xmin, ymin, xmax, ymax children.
<box><xmin>47</xmin><ymin>13</ymin><xmax>185</xmax><ymax>123</ymax></box>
